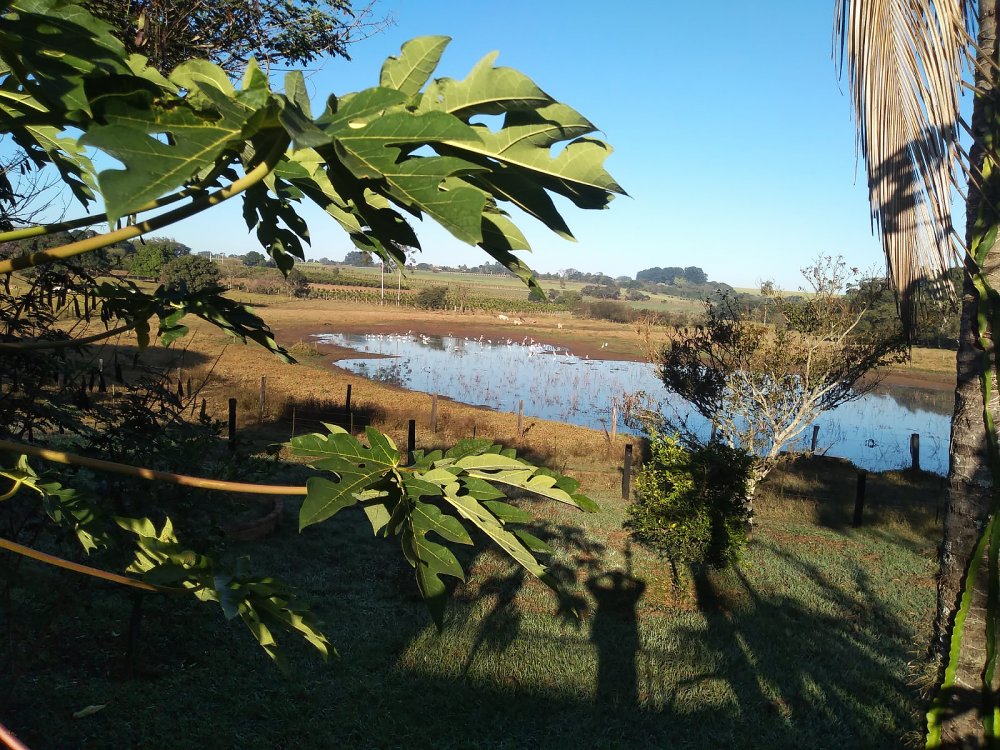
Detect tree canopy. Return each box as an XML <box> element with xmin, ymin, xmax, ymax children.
<box><xmin>84</xmin><ymin>0</ymin><xmax>391</xmax><ymax>75</ymax></box>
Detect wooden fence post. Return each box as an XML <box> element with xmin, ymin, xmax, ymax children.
<box><xmin>431</xmin><ymin>394</ymin><xmax>438</xmax><ymax>433</ymax></box>
<box><xmin>811</xmin><ymin>425</ymin><xmax>820</xmax><ymax>453</ymax></box>
<box><xmin>610</xmin><ymin>402</ymin><xmax>617</xmax><ymax>442</ymax></box>
<box><xmin>228</xmin><ymin>398</ymin><xmax>237</xmax><ymax>449</ymax></box>
<box><xmin>291</xmin><ymin>405</ymin><xmax>296</xmax><ymax>439</ymax></box>
<box><xmin>853</xmin><ymin>471</ymin><xmax>867</xmax><ymax>528</ymax></box>
<box><xmin>622</xmin><ymin>444</ymin><xmax>633</xmax><ymax>500</ymax></box>
<box><xmin>407</xmin><ymin>419</ymin><xmax>416</xmax><ymax>464</ymax></box>
<box><xmin>910</xmin><ymin>433</ymin><xmax>920</xmax><ymax>472</ymax></box>
<box><xmin>257</xmin><ymin>376</ymin><xmax>266</xmax><ymax>424</ymax></box>
<box><xmin>345</xmin><ymin>383</ymin><xmax>352</xmax><ymax>414</ymax></box>
<box><xmin>517</xmin><ymin>399</ymin><xmax>523</xmax><ymax>437</ymax></box>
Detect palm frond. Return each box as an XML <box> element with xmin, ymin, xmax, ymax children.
<box><xmin>834</xmin><ymin>0</ymin><xmax>972</xmax><ymax>325</ymax></box>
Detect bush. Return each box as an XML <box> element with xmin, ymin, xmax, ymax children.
<box><xmin>160</xmin><ymin>254</ymin><xmax>221</xmax><ymax>292</ymax></box>
<box><xmin>415</xmin><ymin>284</ymin><xmax>449</xmax><ymax>309</ymax></box>
<box><xmin>581</xmin><ymin>283</ymin><xmax>620</xmax><ymax>299</ymax></box>
<box><xmin>528</xmin><ymin>286</ymin><xmax>547</xmax><ymax>302</ymax></box>
<box><xmin>573</xmin><ymin>298</ymin><xmax>636</xmax><ymax>323</ymax></box>
<box><xmin>285</xmin><ymin>267</ymin><xmax>310</xmax><ymax>297</ymax></box>
<box><xmin>626</xmin><ymin>434</ymin><xmax>752</xmax><ymax>568</ymax></box>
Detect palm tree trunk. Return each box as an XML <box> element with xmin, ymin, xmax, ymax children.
<box><xmin>935</xmin><ymin>2</ymin><xmax>1000</xmax><ymax>744</ymax></box>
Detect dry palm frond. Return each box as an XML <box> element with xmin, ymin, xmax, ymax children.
<box><xmin>834</xmin><ymin>0</ymin><xmax>973</xmax><ymax>325</ymax></box>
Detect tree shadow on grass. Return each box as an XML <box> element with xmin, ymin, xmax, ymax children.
<box><xmin>3</xmin><ymin>511</ymin><xmax>930</xmax><ymax>750</ymax></box>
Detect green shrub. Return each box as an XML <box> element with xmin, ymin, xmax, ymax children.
<box><xmin>626</xmin><ymin>434</ymin><xmax>752</xmax><ymax>568</ymax></box>
<box><xmin>160</xmin><ymin>254</ymin><xmax>221</xmax><ymax>293</ymax></box>
<box><xmin>528</xmin><ymin>286</ymin><xmax>547</xmax><ymax>302</ymax></box>
<box><xmin>573</xmin><ymin>298</ymin><xmax>635</xmax><ymax>323</ymax></box>
<box><xmin>415</xmin><ymin>284</ymin><xmax>449</xmax><ymax>309</ymax></box>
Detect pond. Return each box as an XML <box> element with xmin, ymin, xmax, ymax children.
<box><xmin>314</xmin><ymin>331</ymin><xmax>953</xmax><ymax>476</ymax></box>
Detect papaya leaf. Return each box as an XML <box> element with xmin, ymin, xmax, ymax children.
<box><xmin>412</xmin><ymin>501</ymin><xmax>472</xmax><ymax>545</ymax></box>
<box><xmin>116</xmin><ymin>516</ymin><xmax>331</xmax><ymax>664</ymax></box>
<box><xmin>299</xmin><ymin>475</ymin><xmax>365</xmax><ymax>529</ymax></box>
<box><xmin>418</xmin><ymin>49</ymin><xmax>552</xmax><ymax>119</ymax></box>
<box><xmin>442</xmin><ymin>490</ymin><xmax>553</xmax><ymax>585</ymax></box>
<box><xmin>454</xmin><ymin>453</ymin><xmax>528</xmax><ymax>471</ymax></box>
<box><xmin>513</xmin><ymin>530</ymin><xmax>553</xmax><ymax>554</ymax></box>
<box><xmin>381</xmin><ymin>36</ymin><xmax>451</xmax><ymax>99</ymax></box>
<box><xmin>440</xmin><ymin>104</ymin><xmax>624</xmax><ymax>211</ymax></box>
<box><xmin>481</xmin><ymin>500</ymin><xmax>533</xmax><ymax>524</ymax></box>
<box><xmin>0</xmin><ymin>455</ymin><xmax>109</xmax><ymax>552</ymax></box>
<box><xmin>443</xmin><ymin>438</ymin><xmax>496</xmax><ymax>459</ymax></box>
<box><xmin>290</xmin><ymin>426</ymin><xmax>400</xmax><ymax>530</ymax></box>
<box><xmin>81</xmin><ymin>89</ymin><xmax>254</xmax><ymax>223</ymax></box>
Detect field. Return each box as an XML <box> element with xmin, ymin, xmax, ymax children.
<box><xmin>0</xmin><ymin>294</ymin><xmax>954</xmax><ymax>749</ymax></box>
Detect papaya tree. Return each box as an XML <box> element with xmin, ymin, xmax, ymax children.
<box><xmin>0</xmin><ymin>0</ymin><xmax>622</xmax><ymax>682</ymax></box>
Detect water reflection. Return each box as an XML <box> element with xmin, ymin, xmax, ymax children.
<box><xmin>315</xmin><ymin>332</ymin><xmax>952</xmax><ymax>476</ymax></box>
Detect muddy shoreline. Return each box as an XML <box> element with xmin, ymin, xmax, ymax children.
<box><xmin>271</xmin><ymin>315</ymin><xmax>956</xmax><ymax>394</ymax></box>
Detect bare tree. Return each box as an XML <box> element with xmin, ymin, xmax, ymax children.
<box><xmin>649</xmin><ymin>256</ymin><xmax>907</xmax><ymax>516</ymax></box>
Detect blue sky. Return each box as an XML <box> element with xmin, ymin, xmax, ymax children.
<box><xmin>168</xmin><ymin>1</ymin><xmax>893</xmax><ymax>290</ymax></box>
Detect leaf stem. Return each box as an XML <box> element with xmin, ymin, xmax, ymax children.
<box><xmin>0</xmin><ymin>718</ymin><xmax>33</xmax><ymax>750</ymax></box>
<box><xmin>0</xmin><ymin>324</ymin><xmax>134</xmax><ymax>350</ymax></box>
<box><xmin>0</xmin><ymin>440</ymin><xmax>307</xmax><ymax>495</ymax></box>
<box><xmin>0</xmin><ymin>186</ymin><xmax>200</xmax><ymax>244</ymax></box>
<box><xmin>0</xmin><ymin>135</ymin><xmax>290</xmax><ymax>275</ymax></box>
<box><xmin>0</xmin><ymin>535</ymin><xmax>180</xmax><ymax>593</ymax></box>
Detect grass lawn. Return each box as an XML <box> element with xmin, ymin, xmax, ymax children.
<box><xmin>2</xmin><ymin>449</ymin><xmax>941</xmax><ymax>749</ymax></box>
<box><xmin>0</xmin><ymin>297</ymin><xmax>949</xmax><ymax>749</ymax></box>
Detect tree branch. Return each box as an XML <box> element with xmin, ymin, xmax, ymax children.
<box><xmin>0</xmin><ymin>136</ymin><xmax>289</xmax><ymax>275</ymax></box>
<box><xmin>0</xmin><ymin>535</ymin><xmax>181</xmax><ymax>594</ymax></box>
<box><xmin>0</xmin><ymin>440</ymin><xmax>308</xmax><ymax>496</ymax></box>
<box><xmin>0</xmin><ymin>323</ymin><xmax>133</xmax><ymax>350</ymax></box>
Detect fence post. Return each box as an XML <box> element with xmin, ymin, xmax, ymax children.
<box><xmin>517</xmin><ymin>399</ymin><xmax>524</xmax><ymax>437</ymax></box>
<box><xmin>710</xmin><ymin>423</ymin><xmax>717</xmax><ymax>443</ymax></box>
<box><xmin>431</xmin><ymin>394</ymin><xmax>438</xmax><ymax>433</ymax></box>
<box><xmin>810</xmin><ymin>425</ymin><xmax>820</xmax><ymax>453</ymax></box>
<box><xmin>853</xmin><ymin>471</ymin><xmax>867</xmax><ymax>528</ymax></box>
<box><xmin>407</xmin><ymin>419</ymin><xmax>416</xmax><ymax>464</ymax></box>
<box><xmin>257</xmin><ymin>376</ymin><xmax>266</xmax><ymax>425</ymax></box>
<box><xmin>345</xmin><ymin>383</ymin><xmax>352</xmax><ymax>414</ymax></box>
<box><xmin>291</xmin><ymin>405</ymin><xmax>296</xmax><ymax>439</ymax></box>
<box><xmin>622</xmin><ymin>444</ymin><xmax>633</xmax><ymax>500</ymax></box>
<box><xmin>910</xmin><ymin>433</ymin><xmax>920</xmax><ymax>472</ymax></box>
<box><xmin>228</xmin><ymin>398</ymin><xmax>237</xmax><ymax>450</ymax></box>
<box><xmin>610</xmin><ymin>402</ymin><xmax>617</xmax><ymax>442</ymax></box>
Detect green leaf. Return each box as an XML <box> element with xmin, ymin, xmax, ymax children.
<box><xmin>0</xmin><ymin>0</ymin><xmax>129</xmax><ymax>117</ymax></box>
<box><xmin>442</xmin><ymin>104</ymin><xmax>625</xmax><ymax>211</ymax></box>
<box><xmin>444</xmin><ymin>438</ymin><xmax>495</xmax><ymax>460</ymax></box>
<box><xmin>442</xmin><ymin>491</ymin><xmax>549</xmax><ymax>583</ymax></box>
<box><xmin>81</xmin><ymin>66</ymin><xmax>268</xmax><ymax>222</ymax></box>
<box><xmin>459</xmin><ymin>476</ymin><xmax>507</xmax><ymax>502</ymax></box>
<box><xmin>454</xmin><ymin>454</ymin><xmax>527</xmax><ymax>471</ymax></box>
<box><xmin>381</xmin><ymin>36</ymin><xmax>451</xmax><ymax>99</ymax></box>
<box><xmin>291</xmin><ymin>426</ymin><xmax>400</xmax><ymax>529</ymax></box>
<box><xmin>412</xmin><ymin>501</ymin><xmax>472</xmax><ymax>545</ymax></box>
<box><xmin>299</xmin><ymin>475</ymin><xmax>364</xmax><ymax>530</ymax></box>
<box><xmin>481</xmin><ymin>500</ymin><xmax>532</xmax><ymax>524</ymax></box>
<box><xmin>513</xmin><ymin>530</ymin><xmax>553</xmax><ymax>554</ymax></box>
<box><xmin>418</xmin><ymin>50</ymin><xmax>552</xmax><ymax>118</ymax></box>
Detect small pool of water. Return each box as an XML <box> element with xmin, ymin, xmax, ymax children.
<box><xmin>315</xmin><ymin>331</ymin><xmax>952</xmax><ymax>476</ymax></box>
